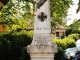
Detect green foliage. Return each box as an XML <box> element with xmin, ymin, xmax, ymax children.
<box><xmin>8</xmin><ymin>19</ymin><xmax>28</xmax><ymax>31</ymax></box>
<box><xmin>50</xmin><ymin>0</ymin><xmax>73</xmax><ymax>28</ymax></box>
<box><xmin>0</xmin><ymin>0</ymin><xmax>33</xmax><ymax>25</ymax></box>
<box><xmin>0</xmin><ymin>30</ymin><xmax>33</xmax><ymax>60</ymax></box>
<box><xmin>0</xmin><ymin>0</ymin><xmax>34</xmax><ymax>32</ymax></box>
<box><xmin>0</xmin><ymin>0</ymin><xmax>73</xmax><ymax>30</ymax></box>
<box><xmin>68</xmin><ymin>34</ymin><xmax>80</xmax><ymax>41</ymax></box>
<box><xmin>53</xmin><ymin>37</ymin><xmax>76</xmax><ymax>49</ymax></box>
<box><xmin>52</xmin><ymin>37</ymin><xmax>76</xmax><ymax>60</ymax></box>
<box><xmin>21</xmin><ymin>47</ymin><xmax>30</xmax><ymax>60</ymax></box>
<box><xmin>70</xmin><ymin>20</ymin><xmax>80</xmax><ymax>34</ymax></box>
<box><xmin>62</xmin><ymin>37</ymin><xmax>76</xmax><ymax>48</ymax></box>
<box><xmin>66</xmin><ymin>29</ymin><xmax>72</xmax><ymax>36</ymax></box>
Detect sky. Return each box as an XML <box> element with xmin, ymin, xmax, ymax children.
<box><xmin>67</xmin><ymin>0</ymin><xmax>80</xmax><ymax>25</ymax></box>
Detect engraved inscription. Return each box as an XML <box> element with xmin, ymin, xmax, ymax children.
<box><xmin>36</xmin><ymin>39</ymin><xmax>47</xmax><ymax>45</ymax></box>
<box><xmin>34</xmin><ymin>35</ymin><xmax>52</xmax><ymax>45</ymax></box>
<box><xmin>36</xmin><ymin>27</ymin><xmax>49</xmax><ymax>30</ymax></box>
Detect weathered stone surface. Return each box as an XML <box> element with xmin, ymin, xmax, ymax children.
<box><xmin>27</xmin><ymin>0</ymin><xmax>58</xmax><ymax>60</ymax></box>
<box><xmin>27</xmin><ymin>44</ymin><xmax>57</xmax><ymax>53</ymax></box>
<box><xmin>27</xmin><ymin>35</ymin><xmax>58</xmax><ymax>60</ymax></box>
<box><xmin>31</xmin><ymin>34</ymin><xmax>53</xmax><ymax>45</ymax></box>
<box><xmin>34</xmin><ymin>0</ymin><xmax>51</xmax><ymax>34</ymax></box>
<box><xmin>27</xmin><ymin>44</ymin><xmax>57</xmax><ymax>60</ymax></box>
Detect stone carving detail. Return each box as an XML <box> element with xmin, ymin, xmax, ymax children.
<box><xmin>34</xmin><ymin>34</ymin><xmax>51</xmax><ymax>45</ymax></box>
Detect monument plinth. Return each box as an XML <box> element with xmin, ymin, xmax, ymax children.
<box><xmin>27</xmin><ymin>0</ymin><xmax>58</xmax><ymax>60</ymax></box>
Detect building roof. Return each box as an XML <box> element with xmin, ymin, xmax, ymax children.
<box><xmin>56</xmin><ymin>25</ymin><xmax>70</xmax><ymax>30</ymax></box>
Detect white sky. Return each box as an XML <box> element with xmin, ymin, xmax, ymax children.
<box><xmin>67</xmin><ymin>0</ymin><xmax>80</xmax><ymax>25</ymax></box>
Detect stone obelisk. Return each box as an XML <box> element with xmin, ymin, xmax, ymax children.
<box><xmin>27</xmin><ymin>0</ymin><xmax>58</xmax><ymax>60</ymax></box>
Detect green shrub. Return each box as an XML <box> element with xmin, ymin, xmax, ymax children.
<box><xmin>52</xmin><ymin>37</ymin><xmax>76</xmax><ymax>60</ymax></box>
<box><xmin>63</xmin><ymin>37</ymin><xmax>76</xmax><ymax>48</ymax></box>
<box><xmin>53</xmin><ymin>38</ymin><xmax>66</xmax><ymax>60</ymax></box>
<box><xmin>68</xmin><ymin>34</ymin><xmax>80</xmax><ymax>41</ymax></box>
<box><xmin>0</xmin><ymin>30</ymin><xmax>33</xmax><ymax>60</ymax></box>
<box><xmin>21</xmin><ymin>47</ymin><xmax>30</xmax><ymax>60</ymax></box>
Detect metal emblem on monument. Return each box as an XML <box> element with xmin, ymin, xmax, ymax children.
<box><xmin>38</xmin><ymin>12</ymin><xmax>47</xmax><ymax>22</ymax></box>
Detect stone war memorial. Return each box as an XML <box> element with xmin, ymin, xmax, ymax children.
<box><xmin>27</xmin><ymin>0</ymin><xmax>58</xmax><ymax>60</ymax></box>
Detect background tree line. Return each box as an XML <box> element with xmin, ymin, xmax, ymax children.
<box><xmin>0</xmin><ymin>0</ymin><xmax>73</xmax><ymax>30</ymax></box>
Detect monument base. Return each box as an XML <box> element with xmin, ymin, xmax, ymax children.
<box><xmin>27</xmin><ymin>34</ymin><xmax>58</xmax><ymax>60</ymax></box>
<box><xmin>27</xmin><ymin>45</ymin><xmax>57</xmax><ymax>60</ymax></box>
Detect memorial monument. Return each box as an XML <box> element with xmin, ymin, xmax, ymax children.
<box><xmin>27</xmin><ymin>0</ymin><xmax>58</xmax><ymax>60</ymax></box>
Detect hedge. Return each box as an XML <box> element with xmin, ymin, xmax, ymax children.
<box><xmin>52</xmin><ymin>37</ymin><xmax>76</xmax><ymax>60</ymax></box>
<box><xmin>0</xmin><ymin>30</ymin><xmax>33</xmax><ymax>60</ymax></box>
<box><xmin>67</xmin><ymin>34</ymin><xmax>80</xmax><ymax>41</ymax></box>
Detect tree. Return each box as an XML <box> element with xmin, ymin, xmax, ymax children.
<box><xmin>0</xmin><ymin>1</ymin><xmax>4</xmax><ymax>10</ymax></box>
<box><xmin>76</xmin><ymin>0</ymin><xmax>80</xmax><ymax>13</ymax></box>
<box><xmin>70</xmin><ymin>20</ymin><xmax>80</xmax><ymax>33</ymax></box>
<box><xmin>0</xmin><ymin>0</ymin><xmax>34</xmax><ymax>31</ymax></box>
<box><xmin>50</xmin><ymin>0</ymin><xmax>73</xmax><ymax>29</ymax></box>
<box><xmin>0</xmin><ymin>0</ymin><xmax>73</xmax><ymax>30</ymax></box>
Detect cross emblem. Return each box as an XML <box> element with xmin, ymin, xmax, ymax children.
<box><xmin>38</xmin><ymin>12</ymin><xmax>47</xmax><ymax>22</ymax></box>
